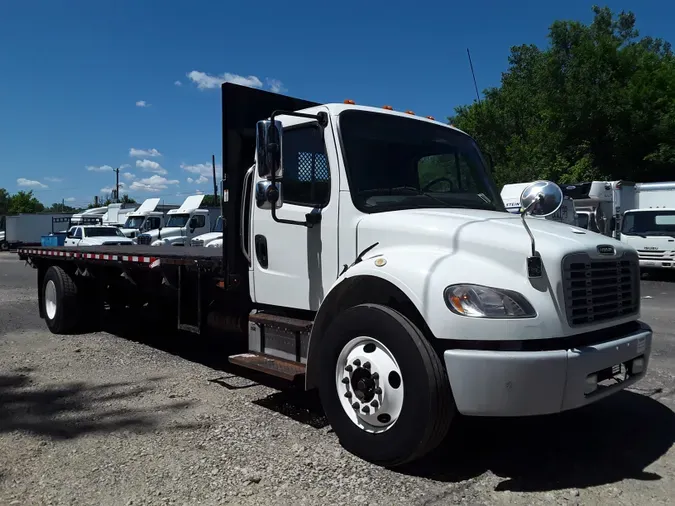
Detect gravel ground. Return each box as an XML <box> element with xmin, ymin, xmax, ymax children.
<box><xmin>1</xmin><ymin>252</ymin><xmax>674</xmax><ymax>505</ymax></box>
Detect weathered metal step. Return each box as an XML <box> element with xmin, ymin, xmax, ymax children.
<box><xmin>249</xmin><ymin>312</ymin><xmax>313</xmax><ymax>333</ymax></box>
<box><xmin>228</xmin><ymin>352</ymin><xmax>306</xmax><ymax>381</ymax></box>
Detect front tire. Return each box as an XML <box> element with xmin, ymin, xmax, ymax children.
<box><xmin>317</xmin><ymin>304</ymin><xmax>455</xmax><ymax>467</ymax></box>
<box><xmin>0</xmin><ymin>241</ymin><xmax>9</xmax><ymax>252</ymax></box>
<box><xmin>42</xmin><ymin>265</ymin><xmax>81</xmax><ymax>334</ymax></box>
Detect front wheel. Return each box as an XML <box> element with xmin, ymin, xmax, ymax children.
<box><xmin>318</xmin><ymin>304</ymin><xmax>455</xmax><ymax>467</ymax></box>
<box><xmin>0</xmin><ymin>241</ymin><xmax>9</xmax><ymax>251</ymax></box>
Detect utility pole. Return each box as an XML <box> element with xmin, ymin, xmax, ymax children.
<box><xmin>467</xmin><ymin>48</ymin><xmax>482</xmax><ymax>106</ymax></box>
<box><xmin>113</xmin><ymin>167</ymin><xmax>120</xmax><ymax>203</ymax></box>
<box><xmin>211</xmin><ymin>154</ymin><xmax>218</xmax><ymax>205</ymax></box>
<box><xmin>61</xmin><ymin>198</ymin><xmax>64</xmax><ymax>213</ymax></box>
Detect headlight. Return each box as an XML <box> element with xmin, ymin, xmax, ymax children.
<box><xmin>444</xmin><ymin>284</ymin><xmax>536</xmax><ymax>318</ymax></box>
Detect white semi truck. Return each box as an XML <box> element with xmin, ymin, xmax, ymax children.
<box><xmin>561</xmin><ymin>181</ymin><xmax>638</xmax><ymax>238</ymax></box>
<box><xmin>119</xmin><ymin>198</ymin><xmax>180</xmax><ymax>239</ymax></box>
<box><xmin>17</xmin><ymin>83</ymin><xmax>652</xmax><ymax>467</ymax></box>
<box><xmin>190</xmin><ymin>216</ymin><xmax>224</xmax><ymax>247</ymax></box>
<box><xmin>620</xmin><ymin>181</ymin><xmax>675</xmax><ymax>270</ymax></box>
<box><xmin>135</xmin><ymin>195</ymin><xmax>220</xmax><ymax>246</ymax></box>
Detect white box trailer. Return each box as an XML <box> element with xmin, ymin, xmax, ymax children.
<box><xmin>0</xmin><ymin>213</ymin><xmax>73</xmax><ymax>250</ymax></box>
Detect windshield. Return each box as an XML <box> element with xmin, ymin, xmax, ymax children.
<box><xmin>124</xmin><ymin>216</ymin><xmax>145</xmax><ymax>229</ymax></box>
<box><xmin>339</xmin><ymin>110</ymin><xmax>504</xmax><ymax>213</ymax></box>
<box><xmin>213</xmin><ymin>216</ymin><xmax>223</xmax><ymax>232</ymax></box>
<box><xmin>85</xmin><ymin>227</ymin><xmax>126</xmax><ymax>237</ymax></box>
<box><xmin>166</xmin><ymin>214</ymin><xmax>190</xmax><ymax>228</ymax></box>
<box><xmin>622</xmin><ymin>210</ymin><xmax>675</xmax><ymax>236</ymax></box>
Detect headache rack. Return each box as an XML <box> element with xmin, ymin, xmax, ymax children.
<box><xmin>562</xmin><ymin>251</ymin><xmax>640</xmax><ymax>327</ymax></box>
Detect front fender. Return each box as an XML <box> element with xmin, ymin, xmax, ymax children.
<box><xmin>305</xmin><ymin>244</ymin><xmax>450</xmax><ymax>390</ymax></box>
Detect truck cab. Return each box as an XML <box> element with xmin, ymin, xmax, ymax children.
<box><xmin>64</xmin><ymin>225</ymin><xmax>134</xmax><ymax>246</ymax></box>
<box><xmin>136</xmin><ymin>195</ymin><xmax>218</xmax><ymax>246</ymax></box>
<box><xmin>120</xmin><ymin>198</ymin><xmax>166</xmax><ymax>239</ymax></box>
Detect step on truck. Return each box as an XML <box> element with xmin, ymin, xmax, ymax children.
<box><xmin>18</xmin><ymin>83</ymin><xmax>653</xmax><ymax>467</ymax></box>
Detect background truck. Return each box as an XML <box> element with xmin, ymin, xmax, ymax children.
<box><xmin>501</xmin><ymin>181</ymin><xmax>577</xmax><ymax>225</ymax></box>
<box><xmin>561</xmin><ymin>180</ymin><xmax>637</xmax><ymax>238</ymax></box>
<box><xmin>620</xmin><ymin>181</ymin><xmax>675</xmax><ymax>270</ymax></box>
<box><xmin>0</xmin><ymin>213</ymin><xmax>72</xmax><ymax>251</ymax></box>
<box><xmin>119</xmin><ymin>198</ymin><xmax>180</xmax><ymax>239</ymax></box>
<box><xmin>17</xmin><ymin>83</ymin><xmax>652</xmax><ymax>468</ymax></box>
<box><xmin>135</xmin><ymin>195</ymin><xmax>220</xmax><ymax>246</ymax></box>
<box><xmin>189</xmin><ymin>215</ymin><xmax>224</xmax><ymax>247</ymax></box>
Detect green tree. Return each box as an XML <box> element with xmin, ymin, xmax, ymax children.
<box><xmin>451</xmin><ymin>5</ymin><xmax>675</xmax><ymax>188</ymax></box>
<box><xmin>8</xmin><ymin>190</ymin><xmax>45</xmax><ymax>213</ymax></box>
<box><xmin>200</xmin><ymin>194</ymin><xmax>220</xmax><ymax>207</ymax></box>
<box><xmin>0</xmin><ymin>188</ymin><xmax>10</xmax><ymax>215</ymax></box>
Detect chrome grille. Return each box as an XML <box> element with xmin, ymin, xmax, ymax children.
<box><xmin>136</xmin><ymin>234</ymin><xmax>152</xmax><ymax>245</ymax></box>
<box><xmin>637</xmin><ymin>249</ymin><xmax>666</xmax><ymax>260</ymax></box>
<box><xmin>562</xmin><ymin>252</ymin><xmax>639</xmax><ymax>327</ymax></box>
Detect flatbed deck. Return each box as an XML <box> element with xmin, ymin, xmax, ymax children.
<box><xmin>17</xmin><ymin>245</ymin><xmax>223</xmax><ymax>268</ymax></box>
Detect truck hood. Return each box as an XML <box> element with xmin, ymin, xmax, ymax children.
<box><xmin>80</xmin><ymin>237</ymin><xmax>134</xmax><ymax>246</ymax></box>
<box><xmin>191</xmin><ymin>232</ymin><xmax>221</xmax><ymax>244</ymax></box>
<box><xmin>142</xmin><ymin>227</ymin><xmax>184</xmax><ymax>241</ymax></box>
<box><xmin>356</xmin><ymin>208</ymin><xmax>634</xmax><ymax>277</ymax></box>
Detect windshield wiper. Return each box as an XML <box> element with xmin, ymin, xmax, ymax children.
<box><xmin>360</xmin><ymin>186</ymin><xmax>459</xmax><ymax>208</ymax></box>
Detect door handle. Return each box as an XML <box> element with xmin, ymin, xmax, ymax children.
<box><xmin>254</xmin><ymin>235</ymin><xmax>268</xmax><ymax>268</ymax></box>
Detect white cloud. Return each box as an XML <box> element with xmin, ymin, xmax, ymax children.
<box><xmin>44</xmin><ymin>176</ymin><xmax>63</xmax><ymax>183</ymax></box>
<box><xmin>181</xmin><ymin>161</ymin><xmax>220</xmax><ymax>177</ymax></box>
<box><xmin>174</xmin><ymin>80</ymin><xmax>182</xmax><ymax>86</ymax></box>
<box><xmin>120</xmin><ymin>163</ymin><xmax>131</xmax><ymax>169</ymax></box>
<box><xmin>129</xmin><ymin>148</ymin><xmax>162</xmax><ymax>158</ymax></box>
<box><xmin>186</xmin><ymin>174</ymin><xmax>209</xmax><ymax>185</ymax></box>
<box><xmin>186</xmin><ymin>70</ymin><xmax>263</xmax><ymax>90</ymax></box>
<box><xmin>123</xmin><ymin>172</ymin><xmax>136</xmax><ymax>181</ymax></box>
<box><xmin>65</xmin><ymin>197</ymin><xmax>76</xmax><ymax>202</ymax></box>
<box><xmin>195</xmin><ymin>189</ymin><xmax>205</xmax><ymax>195</ymax></box>
<box><xmin>17</xmin><ymin>178</ymin><xmax>48</xmax><ymax>189</ymax></box>
<box><xmin>86</xmin><ymin>164</ymin><xmax>113</xmax><ymax>172</ymax></box>
<box><xmin>136</xmin><ymin>159</ymin><xmax>167</xmax><ymax>175</ymax></box>
<box><xmin>186</xmin><ymin>177</ymin><xmax>194</xmax><ymax>184</ymax></box>
<box><xmin>266</xmin><ymin>78</ymin><xmax>286</xmax><ymax>94</ymax></box>
<box><xmin>130</xmin><ymin>175</ymin><xmax>179</xmax><ymax>193</ymax></box>
<box><xmin>136</xmin><ymin>100</ymin><xmax>151</xmax><ymax>107</ymax></box>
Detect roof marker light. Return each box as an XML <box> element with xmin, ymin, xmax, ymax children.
<box><xmin>426</xmin><ymin>115</ymin><xmax>435</xmax><ymax>120</ymax></box>
<box><xmin>382</xmin><ymin>105</ymin><xmax>393</xmax><ymax>110</ymax></box>
<box><xmin>344</xmin><ymin>99</ymin><xmax>355</xmax><ymax>105</ymax></box>
<box><xmin>405</xmin><ymin>110</ymin><xmax>415</xmax><ymax>115</ymax></box>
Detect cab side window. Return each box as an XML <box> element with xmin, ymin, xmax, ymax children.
<box><xmin>190</xmin><ymin>215</ymin><xmax>206</xmax><ymax>229</ymax></box>
<box><xmin>73</xmin><ymin>227</ymin><xmax>82</xmax><ymax>239</ymax></box>
<box><xmin>282</xmin><ymin>126</ymin><xmax>330</xmax><ymax>207</ymax></box>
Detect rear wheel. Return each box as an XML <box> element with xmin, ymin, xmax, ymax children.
<box><xmin>317</xmin><ymin>303</ymin><xmax>455</xmax><ymax>467</ymax></box>
<box><xmin>42</xmin><ymin>266</ymin><xmax>81</xmax><ymax>334</ymax></box>
<box><xmin>0</xmin><ymin>241</ymin><xmax>9</xmax><ymax>252</ymax></box>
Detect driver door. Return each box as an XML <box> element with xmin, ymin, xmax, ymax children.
<box><xmin>64</xmin><ymin>227</ymin><xmax>82</xmax><ymax>246</ymax></box>
<box><xmin>250</xmin><ymin>109</ymin><xmax>340</xmax><ymax>311</ymax></box>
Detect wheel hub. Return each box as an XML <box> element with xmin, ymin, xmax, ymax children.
<box><xmin>335</xmin><ymin>336</ymin><xmax>404</xmax><ymax>434</ymax></box>
<box><xmin>351</xmin><ymin>368</ymin><xmax>376</xmax><ymax>402</ymax></box>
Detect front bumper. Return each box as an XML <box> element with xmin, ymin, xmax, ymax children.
<box><xmin>444</xmin><ymin>323</ymin><xmax>652</xmax><ymax>417</ymax></box>
<box><xmin>639</xmin><ymin>258</ymin><xmax>675</xmax><ymax>269</ymax></box>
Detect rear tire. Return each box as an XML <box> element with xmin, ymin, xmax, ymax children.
<box><xmin>317</xmin><ymin>303</ymin><xmax>455</xmax><ymax>467</ymax></box>
<box><xmin>42</xmin><ymin>265</ymin><xmax>81</xmax><ymax>334</ymax></box>
<box><xmin>0</xmin><ymin>241</ymin><xmax>9</xmax><ymax>252</ymax></box>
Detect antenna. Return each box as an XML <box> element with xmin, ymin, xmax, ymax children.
<box><xmin>467</xmin><ymin>48</ymin><xmax>482</xmax><ymax>105</ymax></box>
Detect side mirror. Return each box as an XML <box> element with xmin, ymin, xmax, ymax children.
<box><xmin>256</xmin><ymin>119</ymin><xmax>284</xmax><ymax>179</ymax></box>
<box><xmin>255</xmin><ymin>181</ymin><xmax>284</xmax><ymax>210</ymax></box>
<box><xmin>519</xmin><ymin>180</ymin><xmax>563</xmax><ymax>217</ymax></box>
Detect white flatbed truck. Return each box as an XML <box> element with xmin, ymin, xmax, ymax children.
<box><xmin>17</xmin><ymin>83</ymin><xmax>652</xmax><ymax>467</ymax></box>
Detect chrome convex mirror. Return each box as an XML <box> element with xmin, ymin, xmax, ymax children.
<box><xmin>519</xmin><ymin>180</ymin><xmax>563</xmax><ymax>217</ymax></box>
<box><xmin>518</xmin><ymin>180</ymin><xmax>563</xmax><ymax>279</ymax></box>
<box><xmin>255</xmin><ymin>119</ymin><xmax>284</xmax><ymax>179</ymax></box>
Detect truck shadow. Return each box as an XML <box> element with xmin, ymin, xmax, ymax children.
<box><xmin>400</xmin><ymin>390</ymin><xmax>675</xmax><ymax>492</ymax></box>
<box><xmin>0</xmin><ymin>367</ymin><xmax>197</xmax><ymax>440</ymax></box>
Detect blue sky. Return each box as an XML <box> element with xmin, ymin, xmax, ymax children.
<box><xmin>1</xmin><ymin>0</ymin><xmax>673</xmax><ymax>208</ymax></box>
